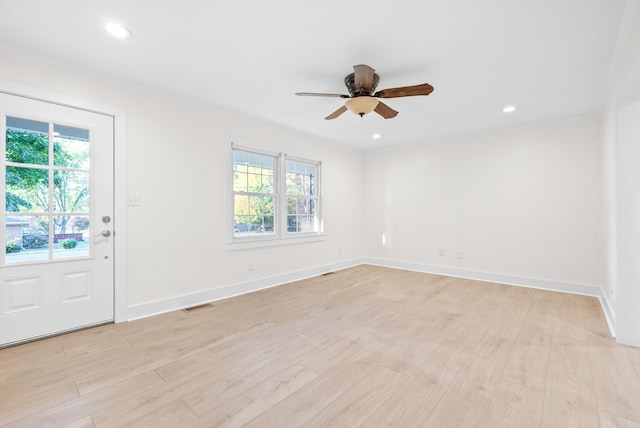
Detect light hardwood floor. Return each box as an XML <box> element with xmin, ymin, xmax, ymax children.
<box><xmin>1</xmin><ymin>265</ymin><xmax>639</xmax><ymax>427</ymax></box>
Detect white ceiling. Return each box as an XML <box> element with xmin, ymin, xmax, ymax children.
<box><xmin>0</xmin><ymin>0</ymin><xmax>633</xmax><ymax>150</ymax></box>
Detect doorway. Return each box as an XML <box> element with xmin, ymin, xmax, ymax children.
<box><xmin>1</xmin><ymin>92</ymin><xmax>115</xmax><ymax>347</ymax></box>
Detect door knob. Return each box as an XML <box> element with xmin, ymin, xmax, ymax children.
<box><xmin>100</xmin><ymin>230</ymin><xmax>111</xmax><ymax>238</ymax></box>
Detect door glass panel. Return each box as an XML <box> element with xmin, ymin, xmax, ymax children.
<box><xmin>6</xmin><ymin>166</ymin><xmax>49</xmax><ymax>212</ymax></box>
<box><xmin>53</xmin><ymin>215</ymin><xmax>89</xmax><ymax>259</ymax></box>
<box><xmin>53</xmin><ymin>171</ymin><xmax>89</xmax><ymax>212</ymax></box>
<box><xmin>5</xmin><ymin>215</ymin><xmax>49</xmax><ymax>263</ymax></box>
<box><xmin>53</xmin><ymin>124</ymin><xmax>90</xmax><ymax>168</ymax></box>
<box><xmin>3</xmin><ymin>116</ymin><xmax>92</xmax><ymax>264</ymax></box>
<box><xmin>5</xmin><ymin>117</ymin><xmax>49</xmax><ymax>165</ymax></box>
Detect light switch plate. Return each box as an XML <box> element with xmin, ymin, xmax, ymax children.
<box><xmin>127</xmin><ymin>194</ymin><xmax>141</xmax><ymax>206</ymax></box>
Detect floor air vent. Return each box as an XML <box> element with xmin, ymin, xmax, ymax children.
<box><xmin>182</xmin><ymin>303</ymin><xmax>214</xmax><ymax>313</ymax></box>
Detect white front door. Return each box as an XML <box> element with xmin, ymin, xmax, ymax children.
<box><xmin>0</xmin><ymin>92</ymin><xmax>114</xmax><ymax>347</ymax></box>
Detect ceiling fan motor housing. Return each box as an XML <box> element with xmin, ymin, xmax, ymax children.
<box><xmin>344</xmin><ymin>72</ymin><xmax>380</xmax><ymax>97</ymax></box>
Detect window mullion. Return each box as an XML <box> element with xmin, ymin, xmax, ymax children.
<box><xmin>47</xmin><ymin>122</ymin><xmax>54</xmax><ymax>260</ymax></box>
<box><xmin>278</xmin><ymin>152</ymin><xmax>286</xmax><ymax>238</ymax></box>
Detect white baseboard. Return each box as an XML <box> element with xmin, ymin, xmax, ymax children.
<box><xmin>126</xmin><ymin>257</ymin><xmax>364</xmax><ymax>321</ymax></box>
<box><xmin>365</xmin><ymin>258</ymin><xmax>620</xmax><ymax>338</ymax></box>
<box><xmin>364</xmin><ymin>258</ymin><xmax>616</xmax><ymax>337</ymax></box>
<box><xmin>599</xmin><ymin>295</ymin><xmax>616</xmax><ymax>338</ymax></box>
<box><xmin>364</xmin><ymin>257</ymin><xmax>605</xmax><ymax>297</ymax></box>
<box><xmin>126</xmin><ymin>256</ymin><xmax>616</xmax><ymax>339</ymax></box>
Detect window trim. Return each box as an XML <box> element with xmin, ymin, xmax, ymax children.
<box><xmin>225</xmin><ymin>138</ymin><xmax>324</xmax><ymax>251</ymax></box>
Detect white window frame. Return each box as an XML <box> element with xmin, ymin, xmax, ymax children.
<box><xmin>225</xmin><ymin>139</ymin><xmax>324</xmax><ymax>251</ymax></box>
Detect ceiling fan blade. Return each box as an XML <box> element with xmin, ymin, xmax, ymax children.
<box><xmin>373</xmin><ymin>83</ymin><xmax>434</xmax><ymax>98</ymax></box>
<box><xmin>353</xmin><ymin>64</ymin><xmax>376</xmax><ymax>91</ymax></box>
<box><xmin>325</xmin><ymin>105</ymin><xmax>348</xmax><ymax>120</ymax></box>
<box><xmin>374</xmin><ymin>101</ymin><xmax>399</xmax><ymax>119</ymax></box>
<box><xmin>296</xmin><ymin>92</ymin><xmax>350</xmax><ymax>98</ymax></box>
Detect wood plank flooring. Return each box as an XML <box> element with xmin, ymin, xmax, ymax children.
<box><xmin>1</xmin><ymin>265</ymin><xmax>639</xmax><ymax>427</ymax></box>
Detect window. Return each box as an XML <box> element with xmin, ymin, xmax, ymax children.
<box><xmin>232</xmin><ymin>150</ymin><xmax>276</xmax><ymax>237</ymax></box>
<box><xmin>230</xmin><ymin>144</ymin><xmax>322</xmax><ymax>245</ymax></box>
<box><xmin>286</xmin><ymin>159</ymin><xmax>319</xmax><ymax>233</ymax></box>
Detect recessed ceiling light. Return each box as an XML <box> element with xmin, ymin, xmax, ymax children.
<box><xmin>502</xmin><ymin>105</ymin><xmax>517</xmax><ymax>113</ymax></box>
<box><xmin>105</xmin><ymin>22</ymin><xmax>132</xmax><ymax>38</ymax></box>
<box><xmin>372</xmin><ymin>133</ymin><xmax>381</xmax><ymax>139</ymax></box>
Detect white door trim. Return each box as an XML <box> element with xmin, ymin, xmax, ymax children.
<box><xmin>0</xmin><ymin>78</ymin><xmax>127</xmax><ymax>323</ymax></box>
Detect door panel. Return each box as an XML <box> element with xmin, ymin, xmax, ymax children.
<box><xmin>0</xmin><ymin>92</ymin><xmax>114</xmax><ymax>347</ymax></box>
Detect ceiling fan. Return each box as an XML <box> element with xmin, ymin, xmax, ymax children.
<box><xmin>296</xmin><ymin>64</ymin><xmax>434</xmax><ymax>120</ymax></box>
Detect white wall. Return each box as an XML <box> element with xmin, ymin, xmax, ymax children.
<box><xmin>601</xmin><ymin>1</ymin><xmax>640</xmax><ymax>316</ymax></box>
<box><xmin>601</xmin><ymin>105</ymin><xmax>617</xmax><ymax>309</ymax></box>
<box><xmin>364</xmin><ymin>118</ymin><xmax>606</xmax><ymax>290</ymax></box>
<box><xmin>602</xmin><ymin>3</ymin><xmax>640</xmax><ymax>345</ymax></box>
<box><xmin>0</xmin><ymin>49</ymin><xmax>364</xmax><ymax>315</ymax></box>
<box><xmin>616</xmin><ymin>101</ymin><xmax>640</xmax><ymax>346</ymax></box>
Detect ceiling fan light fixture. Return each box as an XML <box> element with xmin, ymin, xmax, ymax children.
<box><xmin>346</xmin><ymin>96</ymin><xmax>379</xmax><ymax>117</ymax></box>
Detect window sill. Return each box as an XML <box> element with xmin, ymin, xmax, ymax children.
<box><xmin>225</xmin><ymin>233</ymin><xmax>326</xmax><ymax>251</ymax></box>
